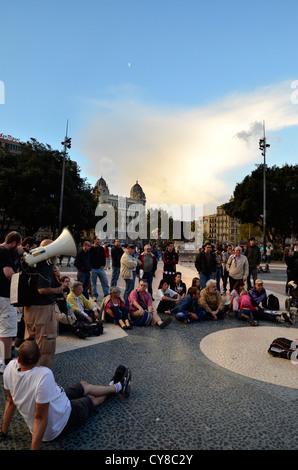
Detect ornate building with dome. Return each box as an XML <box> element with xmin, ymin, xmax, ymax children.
<box><xmin>91</xmin><ymin>177</ymin><xmax>147</xmax><ymax>242</ymax></box>
<box><xmin>93</xmin><ymin>176</ymin><xmax>146</xmax><ymax>208</ymax></box>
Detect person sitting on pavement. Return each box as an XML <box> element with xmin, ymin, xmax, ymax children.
<box><xmin>227</xmin><ymin>280</ymin><xmax>245</xmax><ymax>317</ymax></box>
<box><xmin>187</xmin><ymin>277</ymin><xmax>200</xmax><ymax>295</ymax></box>
<box><xmin>170</xmin><ymin>272</ymin><xmax>187</xmax><ymax>298</ymax></box>
<box><xmin>199</xmin><ymin>279</ymin><xmax>225</xmax><ymax>320</ymax></box>
<box><xmin>171</xmin><ymin>287</ymin><xmax>206</xmax><ymax>324</ymax></box>
<box><xmin>67</xmin><ymin>281</ymin><xmax>102</xmax><ymax>325</ymax></box>
<box><xmin>105</xmin><ymin>286</ymin><xmax>132</xmax><ymax>330</ymax></box>
<box><xmin>155</xmin><ymin>279</ymin><xmax>180</xmax><ymax>314</ymax></box>
<box><xmin>128</xmin><ymin>280</ymin><xmax>172</xmax><ymax>329</ymax></box>
<box><xmin>237</xmin><ymin>289</ymin><xmax>259</xmax><ymax>326</ymax></box>
<box><xmin>0</xmin><ymin>340</ymin><xmax>131</xmax><ymax>450</ymax></box>
<box><xmin>249</xmin><ymin>279</ymin><xmax>295</xmax><ymax>324</ymax></box>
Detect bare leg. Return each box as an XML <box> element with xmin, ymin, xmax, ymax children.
<box><xmin>80</xmin><ymin>381</ymin><xmax>117</xmax><ymax>406</ymax></box>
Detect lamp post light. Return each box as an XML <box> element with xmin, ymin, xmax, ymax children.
<box><xmin>58</xmin><ymin>121</ymin><xmax>71</xmax><ymax>235</ymax></box>
<box><xmin>259</xmin><ymin>121</ymin><xmax>270</xmax><ymax>258</ymax></box>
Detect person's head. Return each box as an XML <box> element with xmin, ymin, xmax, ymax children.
<box><xmin>175</xmin><ymin>272</ymin><xmax>182</xmax><ymax>282</ymax></box>
<box><xmin>93</xmin><ymin>236</ymin><xmax>100</xmax><ymax>246</ymax></box>
<box><xmin>189</xmin><ymin>286</ymin><xmax>200</xmax><ymax>299</ymax></box>
<box><xmin>127</xmin><ymin>244</ymin><xmax>136</xmax><ymax>255</ymax></box>
<box><xmin>234</xmin><ymin>246</ymin><xmax>242</xmax><ymax>257</ymax></box>
<box><xmin>191</xmin><ymin>277</ymin><xmax>200</xmax><ymax>289</ymax></box>
<box><xmin>204</xmin><ymin>242</ymin><xmax>212</xmax><ymax>253</ymax></box>
<box><xmin>4</xmin><ymin>231</ymin><xmax>22</xmax><ymax>251</ymax></box>
<box><xmin>158</xmin><ymin>279</ymin><xmax>169</xmax><ymax>290</ymax></box>
<box><xmin>167</xmin><ymin>242</ymin><xmax>174</xmax><ymax>252</ymax></box>
<box><xmin>240</xmin><ymin>289</ymin><xmax>248</xmax><ymax>296</ymax></box>
<box><xmin>83</xmin><ymin>240</ymin><xmax>91</xmax><ymax>251</ymax></box>
<box><xmin>206</xmin><ymin>279</ymin><xmax>217</xmax><ymax>291</ymax></box>
<box><xmin>144</xmin><ymin>244</ymin><xmax>151</xmax><ymax>255</ymax></box>
<box><xmin>227</xmin><ymin>244</ymin><xmax>233</xmax><ymax>253</ymax></box>
<box><xmin>18</xmin><ymin>340</ymin><xmax>40</xmax><ymax>368</ymax></box>
<box><xmin>254</xmin><ymin>279</ymin><xmax>264</xmax><ymax>292</ymax></box>
<box><xmin>114</xmin><ymin>238</ymin><xmax>121</xmax><ymax>247</ymax></box>
<box><xmin>216</xmin><ymin>244</ymin><xmax>222</xmax><ymax>252</ymax></box>
<box><xmin>61</xmin><ymin>275</ymin><xmax>71</xmax><ymax>287</ymax></box>
<box><xmin>138</xmin><ymin>279</ymin><xmax>148</xmax><ymax>292</ymax></box>
<box><xmin>233</xmin><ymin>280</ymin><xmax>244</xmax><ymax>293</ymax></box>
<box><xmin>21</xmin><ymin>236</ymin><xmax>38</xmax><ymax>251</ymax></box>
<box><xmin>71</xmin><ymin>281</ymin><xmax>83</xmax><ymax>296</ymax></box>
<box><xmin>110</xmin><ymin>286</ymin><xmax>121</xmax><ymax>297</ymax></box>
<box><xmin>249</xmin><ymin>237</ymin><xmax>255</xmax><ymax>246</ymax></box>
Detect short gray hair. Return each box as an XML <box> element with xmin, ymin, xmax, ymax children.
<box><xmin>71</xmin><ymin>281</ymin><xmax>83</xmax><ymax>292</ymax></box>
<box><xmin>110</xmin><ymin>286</ymin><xmax>121</xmax><ymax>295</ymax></box>
<box><xmin>206</xmin><ymin>279</ymin><xmax>216</xmax><ymax>289</ymax></box>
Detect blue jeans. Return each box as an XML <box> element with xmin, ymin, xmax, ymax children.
<box><xmin>91</xmin><ymin>268</ymin><xmax>109</xmax><ymax>299</ymax></box>
<box><xmin>111</xmin><ymin>267</ymin><xmax>120</xmax><ymax>287</ymax></box>
<box><xmin>216</xmin><ymin>267</ymin><xmax>222</xmax><ymax>292</ymax></box>
<box><xmin>124</xmin><ymin>278</ymin><xmax>135</xmax><ymax>308</ymax></box>
<box><xmin>176</xmin><ymin>309</ymin><xmax>206</xmax><ymax>323</ymax></box>
<box><xmin>199</xmin><ymin>272</ymin><xmax>215</xmax><ymax>289</ymax></box>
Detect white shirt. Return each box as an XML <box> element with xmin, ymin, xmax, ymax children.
<box><xmin>3</xmin><ymin>360</ymin><xmax>71</xmax><ymax>441</ymax></box>
<box><xmin>155</xmin><ymin>288</ymin><xmax>177</xmax><ymax>301</ymax></box>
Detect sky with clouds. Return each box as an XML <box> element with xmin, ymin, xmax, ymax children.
<box><xmin>1</xmin><ymin>0</ymin><xmax>298</xmax><ymax>217</ymax></box>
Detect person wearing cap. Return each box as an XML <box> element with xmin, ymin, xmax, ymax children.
<box><xmin>249</xmin><ymin>279</ymin><xmax>294</xmax><ymax>324</ymax></box>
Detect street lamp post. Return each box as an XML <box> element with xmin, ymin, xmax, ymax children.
<box><xmin>259</xmin><ymin>121</ymin><xmax>270</xmax><ymax>257</ymax></box>
<box><xmin>58</xmin><ymin>120</ymin><xmax>71</xmax><ymax>235</ymax></box>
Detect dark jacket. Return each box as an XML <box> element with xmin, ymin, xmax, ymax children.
<box><xmin>244</xmin><ymin>244</ymin><xmax>261</xmax><ymax>268</ymax></box>
<box><xmin>195</xmin><ymin>251</ymin><xmax>216</xmax><ymax>275</ymax></box>
<box><xmin>111</xmin><ymin>246</ymin><xmax>124</xmax><ymax>268</ymax></box>
<box><xmin>89</xmin><ymin>245</ymin><xmax>106</xmax><ymax>269</ymax></box>
<box><xmin>74</xmin><ymin>249</ymin><xmax>92</xmax><ymax>273</ymax></box>
<box><xmin>162</xmin><ymin>249</ymin><xmax>179</xmax><ymax>273</ymax></box>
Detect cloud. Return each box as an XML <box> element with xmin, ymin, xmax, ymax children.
<box><xmin>77</xmin><ymin>81</ymin><xmax>298</xmax><ymax>214</ymax></box>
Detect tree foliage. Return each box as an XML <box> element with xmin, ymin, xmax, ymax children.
<box><xmin>223</xmin><ymin>164</ymin><xmax>298</xmax><ymax>246</ymax></box>
<box><xmin>0</xmin><ymin>138</ymin><xmax>97</xmax><ymax>240</ymax></box>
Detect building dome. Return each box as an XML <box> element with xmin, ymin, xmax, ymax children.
<box><xmin>93</xmin><ymin>176</ymin><xmax>109</xmax><ymax>202</ymax></box>
<box><xmin>130</xmin><ymin>181</ymin><xmax>146</xmax><ymax>201</ymax></box>
<box><xmin>97</xmin><ymin>176</ymin><xmax>107</xmax><ymax>187</ymax></box>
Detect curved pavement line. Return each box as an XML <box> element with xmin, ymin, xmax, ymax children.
<box><xmin>200</xmin><ymin>326</ymin><xmax>298</xmax><ymax>389</ymax></box>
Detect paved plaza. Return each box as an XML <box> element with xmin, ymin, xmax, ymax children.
<box><xmin>0</xmin><ymin>259</ymin><xmax>297</xmax><ymax>455</ymax></box>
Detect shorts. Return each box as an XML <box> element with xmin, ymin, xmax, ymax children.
<box><xmin>0</xmin><ymin>297</ymin><xmax>17</xmax><ymax>337</ymax></box>
<box><xmin>58</xmin><ymin>382</ymin><xmax>96</xmax><ymax>437</ymax></box>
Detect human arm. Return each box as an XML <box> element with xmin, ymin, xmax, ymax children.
<box><xmin>3</xmin><ymin>266</ymin><xmax>15</xmax><ymax>281</ymax></box>
<box><xmin>1</xmin><ymin>390</ymin><xmax>17</xmax><ymax>439</ymax></box>
<box><xmin>31</xmin><ymin>402</ymin><xmax>49</xmax><ymax>450</ymax></box>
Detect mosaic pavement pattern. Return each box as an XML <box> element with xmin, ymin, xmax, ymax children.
<box><xmin>0</xmin><ymin>262</ymin><xmax>297</xmax><ymax>451</ymax></box>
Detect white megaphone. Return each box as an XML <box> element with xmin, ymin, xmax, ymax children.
<box><xmin>24</xmin><ymin>227</ymin><xmax>77</xmax><ymax>266</ymax></box>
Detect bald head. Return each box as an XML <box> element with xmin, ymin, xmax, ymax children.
<box><xmin>40</xmin><ymin>239</ymin><xmax>53</xmax><ymax>247</ymax></box>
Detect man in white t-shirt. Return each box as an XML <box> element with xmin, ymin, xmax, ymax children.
<box><xmin>0</xmin><ymin>340</ymin><xmax>131</xmax><ymax>450</ymax></box>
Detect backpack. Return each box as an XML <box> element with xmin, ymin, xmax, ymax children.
<box><xmin>267</xmin><ymin>294</ymin><xmax>280</xmax><ymax>311</ymax></box>
<box><xmin>268</xmin><ymin>337</ymin><xmax>297</xmax><ymax>360</ymax></box>
<box><xmin>10</xmin><ymin>269</ymin><xmax>39</xmax><ymax>307</ymax></box>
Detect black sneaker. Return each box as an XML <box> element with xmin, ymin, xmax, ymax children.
<box><xmin>159</xmin><ymin>317</ymin><xmax>172</xmax><ymax>329</ymax></box>
<box><xmin>120</xmin><ymin>368</ymin><xmax>131</xmax><ymax>398</ymax></box>
<box><xmin>111</xmin><ymin>364</ymin><xmax>127</xmax><ymax>384</ymax></box>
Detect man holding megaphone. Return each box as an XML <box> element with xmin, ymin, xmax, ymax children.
<box><xmin>23</xmin><ymin>239</ymin><xmax>65</xmax><ymax>370</ymax></box>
